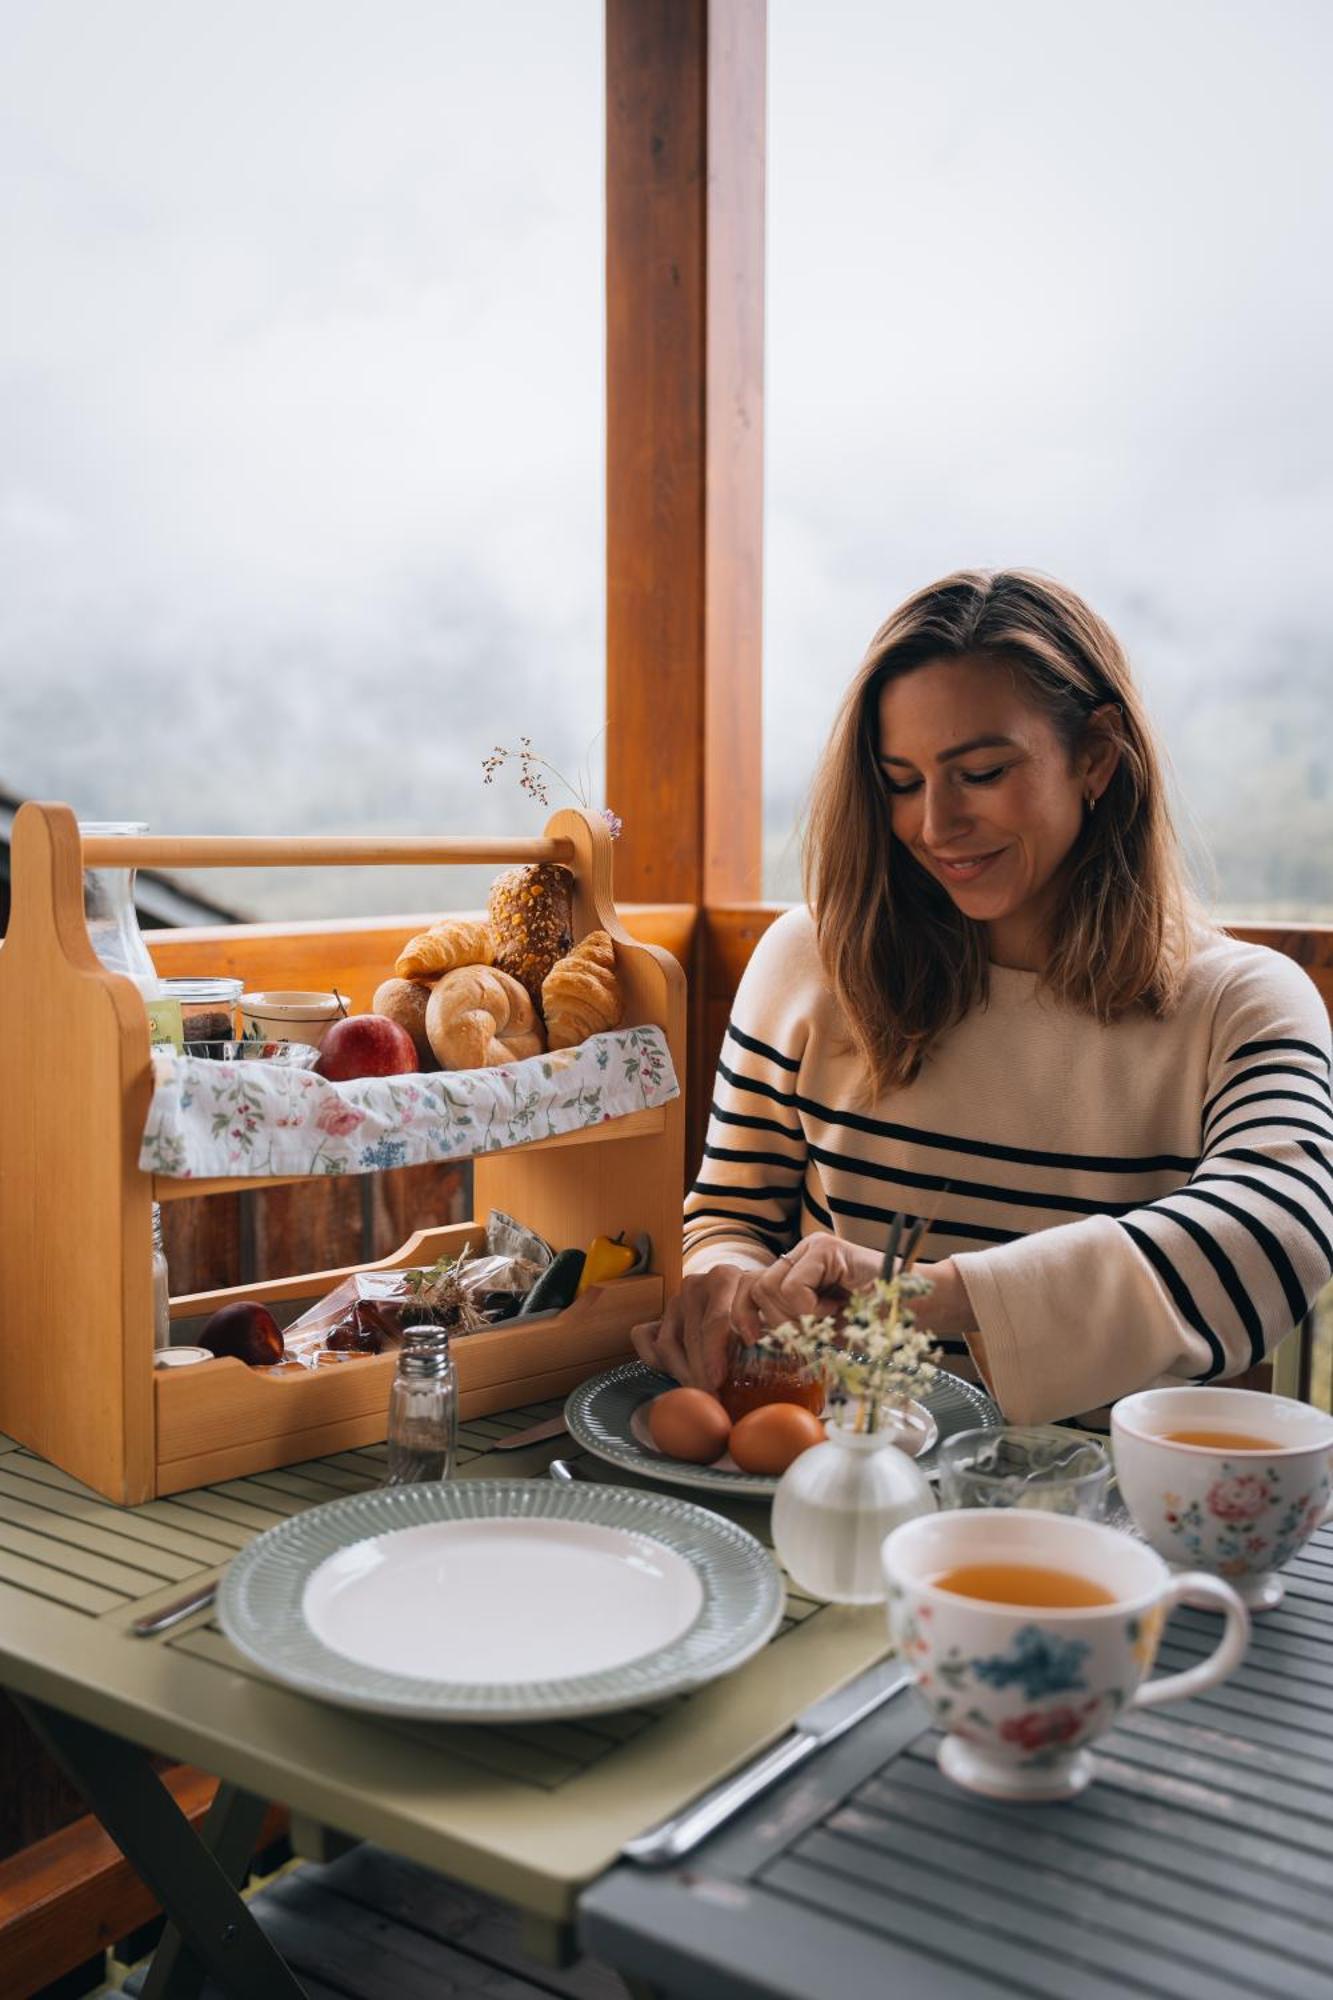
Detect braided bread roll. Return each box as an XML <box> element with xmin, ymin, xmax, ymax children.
<box><xmin>487</xmin><ymin>864</ymin><xmax>574</xmax><ymax>1006</ymax></box>
<box><xmin>425</xmin><ymin>965</ymin><xmax>545</xmax><ymax>1070</ymax></box>
<box><xmin>541</xmin><ymin>930</ymin><xmax>624</xmax><ymax>1051</ymax></box>
<box><xmin>395</xmin><ymin>918</ymin><xmax>495</xmax><ymax>982</ymax></box>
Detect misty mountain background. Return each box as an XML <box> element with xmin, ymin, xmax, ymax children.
<box><xmin>3</xmin><ymin>0</ymin><xmax>1329</xmax><ymax>923</ymax></box>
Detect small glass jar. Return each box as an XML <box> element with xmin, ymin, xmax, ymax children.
<box><xmin>163</xmin><ymin>977</ymin><xmax>244</xmax><ymax>1053</ymax></box>
<box><xmin>386</xmin><ymin>1325</ymin><xmax>458</xmax><ymax>1485</ymax></box>
<box><xmin>719</xmin><ymin>1342</ymin><xmax>825</xmax><ymax>1421</ymax></box>
<box><xmin>151</xmin><ymin>1204</ymin><xmax>171</xmax><ymax>1352</ymax></box>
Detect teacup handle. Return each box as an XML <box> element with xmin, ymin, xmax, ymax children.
<box><xmin>1131</xmin><ymin>1573</ymin><xmax>1250</xmax><ymax>1711</ymax></box>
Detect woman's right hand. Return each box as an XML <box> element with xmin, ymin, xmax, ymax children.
<box><xmin>630</xmin><ymin>1266</ymin><xmax>750</xmax><ymax>1392</ymax></box>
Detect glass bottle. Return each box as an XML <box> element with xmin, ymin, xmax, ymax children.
<box><xmin>151</xmin><ymin>1204</ymin><xmax>171</xmax><ymax>1352</ymax></box>
<box><xmin>386</xmin><ymin>1325</ymin><xmax>458</xmax><ymax>1484</ymax></box>
<box><xmin>78</xmin><ymin>819</ymin><xmax>161</xmax><ymax>997</ymax></box>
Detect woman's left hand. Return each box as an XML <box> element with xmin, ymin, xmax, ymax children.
<box><xmin>729</xmin><ymin>1234</ymin><xmax>978</xmax><ymax>1342</ymax></box>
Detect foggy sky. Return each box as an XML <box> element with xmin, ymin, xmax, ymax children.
<box><xmin>2</xmin><ymin>1</ymin><xmax>1329</xmax><ymax>916</ymax></box>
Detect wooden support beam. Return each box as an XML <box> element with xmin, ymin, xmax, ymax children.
<box><xmin>0</xmin><ymin>1768</ymin><xmax>286</xmax><ymax>2000</ymax></box>
<box><xmin>606</xmin><ymin>0</ymin><xmax>766</xmax><ymax>908</ymax></box>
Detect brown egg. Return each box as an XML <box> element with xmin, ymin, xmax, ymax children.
<box><xmin>648</xmin><ymin>1387</ymin><xmax>733</xmax><ymax>1465</ymax></box>
<box><xmin>729</xmin><ymin>1402</ymin><xmax>826</xmax><ymax>1477</ymax></box>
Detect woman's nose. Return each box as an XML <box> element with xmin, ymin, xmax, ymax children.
<box><xmin>920</xmin><ymin>782</ymin><xmax>970</xmax><ymax>847</ymax></box>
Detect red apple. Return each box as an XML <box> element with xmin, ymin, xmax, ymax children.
<box><xmin>315</xmin><ymin>1013</ymin><xmax>418</xmax><ymax>1081</ymax></box>
<box><xmin>200</xmin><ymin>1300</ymin><xmax>285</xmax><ymax>1367</ymax></box>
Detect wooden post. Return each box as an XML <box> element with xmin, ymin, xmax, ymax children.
<box><xmin>605</xmin><ymin>0</ymin><xmax>766</xmax><ymax>909</ymax></box>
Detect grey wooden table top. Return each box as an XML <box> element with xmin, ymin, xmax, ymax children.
<box><xmin>580</xmin><ymin>1523</ymin><xmax>1333</xmax><ymax>2000</ymax></box>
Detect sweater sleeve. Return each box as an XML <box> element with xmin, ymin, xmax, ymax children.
<box><xmin>682</xmin><ymin>909</ymin><xmax>815</xmax><ymax>1276</ymax></box>
<box><xmin>954</xmin><ymin>950</ymin><xmax>1333</xmax><ymax>1423</ymax></box>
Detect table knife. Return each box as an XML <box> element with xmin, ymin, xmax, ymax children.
<box><xmin>621</xmin><ymin>1657</ymin><xmax>912</xmax><ymax>1867</ymax></box>
<box><xmin>131</xmin><ymin>1580</ymin><xmax>219</xmax><ymax>1637</ymax></box>
<box><xmin>494</xmin><ymin>1414</ymin><xmax>570</xmax><ymax>1451</ymax></box>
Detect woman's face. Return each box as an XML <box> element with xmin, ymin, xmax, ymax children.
<box><xmin>876</xmin><ymin>654</ymin><xmax>1106</xmax><ymax>965</ymax></box>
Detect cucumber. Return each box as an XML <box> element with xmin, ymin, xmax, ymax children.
<box><xmin>518</xmin><ymin>1248</ymin><xmax>586</xmax><ymax>1316</ymax></box>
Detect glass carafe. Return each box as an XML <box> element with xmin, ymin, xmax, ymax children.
<box><xmin>78</xmin><ymin>820</ymin><xmax>161</xmax><ymax>996</ymax></box>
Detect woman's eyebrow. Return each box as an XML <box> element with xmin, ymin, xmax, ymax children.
<box><xmin>878</xmin><ymin>733</ymin><xmax>1019</xmax><ymax>767</ymax></box>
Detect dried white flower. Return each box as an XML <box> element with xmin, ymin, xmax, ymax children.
<box><xmin>758</xmin><ymin>1269</ymin><xmax>940</xmax><ymax>1434</ymax></box>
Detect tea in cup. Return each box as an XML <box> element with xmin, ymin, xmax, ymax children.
<box><xmin>882</xmin><ymin>1507</ymin><xmax>1248</xmax><ymax>1801</ymax></box>
<box><xmin>1112</xmin><ymin>1386</ymin><xmax>1333</xmax><ymax>1610</ymax></box>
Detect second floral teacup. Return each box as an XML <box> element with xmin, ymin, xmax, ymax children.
<box><xmin>1112</xmin><ymin>1386</ymin><xmax>1333</xmax><ymax>1610</ymax></box>
<box><xmin>882</xmin><ymin>1507</ymin><xmax>1249</xmax><ymax>1801</ymax></box>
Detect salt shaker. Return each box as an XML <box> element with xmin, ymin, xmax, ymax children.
<box><xmin>151</xmin><ymin>1203</ymin><xmax>171</xmax><ymax>1352</ymax></box>
<box><xmin>386</xmin><ymin>1324</ymin><xmax>458</xmax><ymax>1484</ymax></box>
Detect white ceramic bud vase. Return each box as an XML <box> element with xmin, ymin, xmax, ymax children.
<box><xmin>772</xmin><ymin>1414</ymin><xmax>937</xmax><ymax>1604</ymax></box>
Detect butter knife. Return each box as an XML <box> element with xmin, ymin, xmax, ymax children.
<box><xmin>621</xmin><ymin>1657</ymin><xmax>912</xmax><ymax>1867</ymax></box>
<box><xmin>131</xmin><ymin>1579</ymin><xmax>219</xmax><ymax>1636</ymax></box>
<box><xmin>494</xmin><ymin>1414</ymin><xmax>569</xmax><ymax>1451</ymax></box>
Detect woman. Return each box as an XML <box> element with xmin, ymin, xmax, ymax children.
<box><xmin>633</xmin><ymin>570</ymin><xmax>1333</xmax><ymax>1423</ymax></box>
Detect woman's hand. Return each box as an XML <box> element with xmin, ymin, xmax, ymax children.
<box><xmin>728</xmin><ymin>1233</ymin><xmax>880</xmax><ymax>1343</ymax></box>
<box><xmin>630</xmin><ymin>1266</ymin><xmax>752</xmax><ymax>1391</ymax></box>
<box><xmin>631</xmin><ymin>1240</ymin><xmax>980</xmax><ymax>1393</ymax></box>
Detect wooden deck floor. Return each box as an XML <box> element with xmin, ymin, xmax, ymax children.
<box><xmin>107</xmin><ymin>1845</ymin><xmax>631</xmax><ymax>2000</ymax></box>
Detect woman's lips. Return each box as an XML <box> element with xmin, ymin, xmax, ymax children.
<box><xmin>929</xmin><ymin>848</ymin><xmax>1005</xmax><ymax>883</ymax></box>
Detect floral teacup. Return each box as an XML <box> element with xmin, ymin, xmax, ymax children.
<box><xmin>882</xmin><ymin>1507</ymin><xmax>1248</xmax><ymax>1801</ymax></box>
<box><xmin>1112</xmin><ymin>1386</ymin><xmax>1333</xmax><ymax>1610</ymax></box>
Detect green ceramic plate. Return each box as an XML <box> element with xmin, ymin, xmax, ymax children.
<box><xmin>565</xmin><ymin>1363</ymin><xmax>1001</xmax><ymax>1500</ymax></box>
<box><xmin>219</xmin><ymin>1478</ymin><xmax>784</xmax><ymax>1722</ymax></box>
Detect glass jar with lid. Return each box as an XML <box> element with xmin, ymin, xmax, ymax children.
<box><xmin>162</xmin><ymin>977</ymin><xmax>244</xmax><ymax>1053</ymax></box>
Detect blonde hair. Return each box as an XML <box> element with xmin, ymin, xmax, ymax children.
<box><xmin>804</xmin><ymin>569</ymin><xmax>1193</xmax><ymax>1094</ymax></box>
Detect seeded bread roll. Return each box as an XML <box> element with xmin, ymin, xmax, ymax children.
<box><xmin>425</xmin><ymin>965</ymin><xmax>546</xmax><ymax>1070</ymax></box>
<box><xmin>395</xmin><ymin>918</ymin><xmax>495</xmax><ymax>982</ymax></box>
<box><xmin>541</xmin><ymin>930</ymin><xmax>624</xmax><ymax>1050</ymax></box>
<box><xmin>371</xmin><ymin>977</ymin><xmax>437</xmax><ymax>1070</ymax></box>
<box><xmin>487</xmin><ymin>863</ymin><xmax>574</xmax><ymax>1007</ymax></box>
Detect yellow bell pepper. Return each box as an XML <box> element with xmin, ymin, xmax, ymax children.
<box><xmin>577</xmin><ymin>1231</ymin><xmax>637</xmax><ymax>1293</ymax></box>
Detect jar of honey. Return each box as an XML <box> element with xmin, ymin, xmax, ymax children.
<box><xmin>720</xmin><ymin>1343</ymin><xmax>826</xmax><ymax>1421</ymax></box>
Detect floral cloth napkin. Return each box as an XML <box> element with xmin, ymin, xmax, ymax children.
<box><xmin>140</xmin><ymin>1026</ymin><xmax>678</xmax><ymax>1179</ymax></box>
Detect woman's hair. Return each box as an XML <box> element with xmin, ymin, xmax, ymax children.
<box><xmin>803</xmin><ymin>569</ymin><xmax>1193</xmax><ymax>1094</ymax></box>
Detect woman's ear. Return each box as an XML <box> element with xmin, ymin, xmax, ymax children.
<box><xmin>1078</xmin><ymin>702</ymin><xmax>1123</xmax><ymax>801</ymax></box>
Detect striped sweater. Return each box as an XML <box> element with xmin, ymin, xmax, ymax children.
<box><xmin>683</xmin><ymin>909</ymin><xmax>1333</xmax><ymax>1424</ymax></box>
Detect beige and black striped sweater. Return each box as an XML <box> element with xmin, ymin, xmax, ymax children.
<box><xmin>682</xmin><ymin>909</ymin><xmax>1333</xmax><ymax>1424</ymax></box>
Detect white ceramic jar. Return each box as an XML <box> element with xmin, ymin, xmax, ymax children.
<box><xmin>772</xmin><ymin>1418</ymin><xmax>936</xmax><ymax>1604</ymax></box>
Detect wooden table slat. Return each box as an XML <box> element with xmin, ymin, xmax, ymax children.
<box><xmin>0</xmin><ymin>1493</ymin><xmax>201</xmax><ymax>1584</ymax></box>
<box><xmin>0</xmin><ymin>1546</ymin><xmax>127</xmax><ymax>1617</ymax></box>
<box><xmin>761</xmin><ymin>1854</ymin><xmax>1140</xmax><ymax>2000</ymax></box>
<box><xmin>0</xmin><ymin>1465</ymin><xmax>238</xmax><ymax>1564</ymax></box>
<box><xmin>881</xmin><ymin>1743</ymin><xmax>1333</xmax><ymax>1891</ymax></box>
<box><xmin>785</xmin><ymin>1823</ymin><xmax>1297</xmax><ymax>2000</ymax></box>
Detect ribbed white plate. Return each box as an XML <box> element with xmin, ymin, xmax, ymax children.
<box><xmin>219</xmin><ymin>1479</ymin><xmax>783</xmax><ymax>1721</ymax></box>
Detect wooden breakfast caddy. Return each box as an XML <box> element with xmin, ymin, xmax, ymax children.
<box><xmin>0</xmin><ymin>804</ymin><xmax>685</xmax><ymax>1505</ymax></box>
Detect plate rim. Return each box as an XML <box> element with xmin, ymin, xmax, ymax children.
<box><xmin>217</xmin><ymin>1478</ymin><xmax>785</xmax><ymax>1722</ymax></box>
<box><xmin>565</xmin><ymin>1362</ymin><xmax>1001</xmax><ymax>1497</ymax></box>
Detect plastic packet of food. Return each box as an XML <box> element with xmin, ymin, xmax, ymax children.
<box><xmin>281</xmin><ymin>1219</ymin><xmax>557</xmax><ymax>1367</ymax></box>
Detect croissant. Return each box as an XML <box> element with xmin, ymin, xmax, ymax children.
<box><xmin>541</xmin><ymin>930</ymin><xmax>624</xmax><ymax>1051</ymax></box>
<box><xmin>487</xmin><ymin>863</ymin><xmax>574</xmax><ymax>1006</ymax></box>
<box><xmin>395</xmin><ymin>918</ymin><xmax>495</xmax><ymax>982</ymax></box>
<box><xmin>425</xmin><ymin>965</ymin><xmax>546</xmax><ymax>1070</ymax></box>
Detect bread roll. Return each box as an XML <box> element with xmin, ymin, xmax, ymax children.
<box><xmin>395</xmin><ymin>918</ymin><xmax>495</xmax><ymax>982</ymax></box>
<box><xmin>425</xmin><ymin>965</ymin><xmax>546</xmax><ymax>1070</ymax></box>
<box><xmin>371</xmin><ymin>978</ymin><xmax>437</xmax><ymax>1070</ymax></box>
<box><xmin>487</xmin><ymin>864</ymin><xmax>574</xmax><ymax>1006</ymax></box>
<box><xmin>541</xmin><ymin>930</ymin><xmax>624</xmax><ymax>1050</ymax></box>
